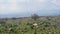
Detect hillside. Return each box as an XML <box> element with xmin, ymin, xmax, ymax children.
<box><xmin>0</xmin><ymin>16</ymin><xmax>60</xmax><ymax>34</ymax></box>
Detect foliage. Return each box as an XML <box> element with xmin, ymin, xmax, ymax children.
<box><xmin>0</xmin><ymin>21</ymin><xmax>59</xmax><ymax>34</ymax></box>
<box><xmin>0</xmin><ymin>16</ymin><xmax>60</xmax><ymax>34</ymax></box>
<box><xmin>31</xmin><ymin>14</ymin><xmax>39</xmax><ymax>21</ymax></box>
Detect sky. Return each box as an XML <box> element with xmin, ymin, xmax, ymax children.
<box><xmin>0</xmin><ymin>0</ymin><xmax>60</xmax><ymax>18</ymax></box>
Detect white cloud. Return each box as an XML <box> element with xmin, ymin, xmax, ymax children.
<box><xmin>0</xmin><ymin>0</ymin><xmax>60</xmax><ymax>15</ymax></box>
<box><xmin>7</xmin><ymin>0</ymin><xmax>16</xmax><ymax>3</ymax></box>
<box><xmin>17</xmin><ymin>0</ymin><xmax>29</xmax><ymax>2</ymax></box>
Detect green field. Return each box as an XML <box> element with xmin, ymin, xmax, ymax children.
<box><xmin>0</xmin><ymin>16</ymin><xmax>60</xmax><ymax>34</ymax></box>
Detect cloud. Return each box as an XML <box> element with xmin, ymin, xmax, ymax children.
<box><xmin>17</xmin><ymin>0</ymin><xmax>60</xmax><ymax>10</ymax></box>
<box><xmin>0</xmin><ymin>0</ymin><xmax>60</xmax><ymax>16</ymax></box>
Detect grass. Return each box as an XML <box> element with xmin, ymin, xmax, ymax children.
<box><xmin>0</xmin><ymin>16</ymin><xmax>60</xmax><ymax>34</ymax></box>
<box><xmin>0</xmin><ymin>21</ymin><xmax>60</xmax><ymax>34</ymax></box>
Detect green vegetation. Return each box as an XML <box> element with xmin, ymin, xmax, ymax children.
<box><xmin>0</xmin><ymin>14</ymin><xmax>60</xmax><ymax>34</ymax></box>
<box><xmin>0</xmin><ymin>21</ymin><xmax>60</xmax><ymax>34</ymax></box>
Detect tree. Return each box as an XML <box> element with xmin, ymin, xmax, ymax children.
<box><xmin>12</xmin><ymin>17</ymin><xmax>16</xmax><ymax>20</ymax></box>
<box><xmin>31</xmin><ymin>14</ymin><xmax>39</xmax><ymax>21</ymax></box>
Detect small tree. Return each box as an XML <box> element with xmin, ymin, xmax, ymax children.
<box><xmin>31</xmin><ymin>14</ymin><xmax>39</xmax><ymax>21</ymax></box>
<box><xmin>12</xmin><ymin>17</ymin><xmax>16</xmax><ymax>20</ymax></box>
<box><xmin>5</xmin><ymin>18</ymin><xmax>8</xmax><ymax>21</ymax></box>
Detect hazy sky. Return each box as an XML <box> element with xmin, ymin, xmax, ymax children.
<box><xmin>0</xmin><ymin>0</ymin><xmax>60</xmax><ymax>18</ymax></box>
